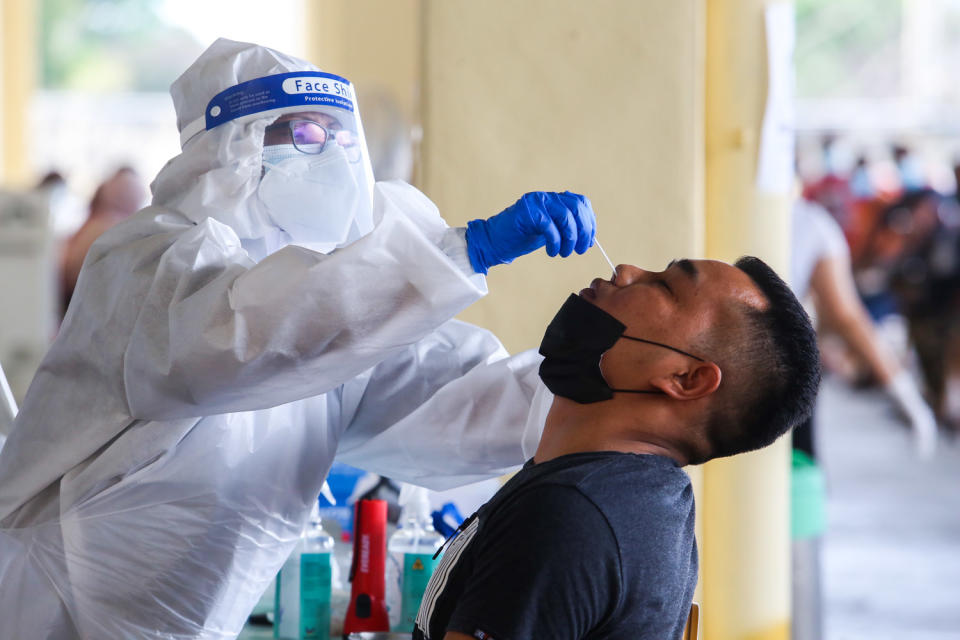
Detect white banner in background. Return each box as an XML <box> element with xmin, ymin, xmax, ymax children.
<box><xmin>756</xmin><ymin>2</ymin><xmax>796</xmax><ymax>194</ymax></box>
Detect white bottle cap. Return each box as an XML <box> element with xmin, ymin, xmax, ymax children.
<box><xmin>398</xmin><ymin>484</ymin><xmax>433</xmax><ymax>525</ymax></box>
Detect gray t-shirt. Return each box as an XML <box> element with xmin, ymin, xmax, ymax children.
<box><xmin>414</xmin><ymin>451</ymin><xmax>698</xmax><ymax>640</ymax></box>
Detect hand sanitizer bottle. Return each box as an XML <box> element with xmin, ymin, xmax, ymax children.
<box><xmin>275</xmin><ymin>499</ymin><xmax>335</xmax><ymax>639</ymax></box>
<box><xmin>386</xmin><ymin>485</ymin><xmax>444</xmax><ymax>632</ymax></box>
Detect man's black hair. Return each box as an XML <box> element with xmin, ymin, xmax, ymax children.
<box><xmin>702</xmin><ymin>256</ymin><xmax>821</xmax><ymax>460</ymax></box>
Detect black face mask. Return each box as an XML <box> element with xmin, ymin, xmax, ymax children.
<box><xmin>538</xmin><ymin>293</ymin><xmax>705</xmax><ymax>404</ymax></box>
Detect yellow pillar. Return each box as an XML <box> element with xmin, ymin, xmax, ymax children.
<box><xmin>420</xmin><ymin>0</ymin><xmax>704</xmax><ymax>352</ymax></box>
<box><xmin>304</xmin><ymin>1</ymin><xmax>422</xmax><ymax>125</ymax></box>
<box><xmin>306</xmin><ymin>0</ymin><xmax>705</xmax><ymax>351</ymax></box>
<box><xmin>0</xmin><ymin>0</ymin><xmax>37</xmax><ymax>186</ymax></box>
<box><xmin>0</xmin><ymin>1</ymin><xmax>4</xmax><ymax>175</ymax></box>
<box><xmin>303</xmin><ymin>0</ymin><xmax>423</xmax><ymax>183</ymax></box>
<box><xmin>303</xmin><ymin>1</ymin><xmax>347</xmax><ymax>87</ymax></box>
<box><xmin>702</xmin><ymin>1</ymin><xmax>793</xmax><ymax>638</ymax></box>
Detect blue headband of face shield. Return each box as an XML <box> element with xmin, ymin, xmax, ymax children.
<box><xmin>179</xmin><ymin>71</ymin><xmax>356</xmax><ymax>148</ymax></box>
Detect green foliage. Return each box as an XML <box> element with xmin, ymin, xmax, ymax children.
<box><xmin>795</xmin><ymin>0</ymin><xmax>903</xmax><ymax>98</ymax></box>
<box><xmin>39</xmin><ymin>0</ymin><xmax>202</xmax><ymax>91</ymax></box>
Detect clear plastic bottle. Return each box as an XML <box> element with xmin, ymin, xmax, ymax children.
<box><xmin>386</xmin><ymin>485</ymin><xmax>445</xmax><ymax>632</ymax></box>
<box><xmin>275</xmin><ymin>500</ymin><xmax>336</xmax><ymax>639</ymax></box>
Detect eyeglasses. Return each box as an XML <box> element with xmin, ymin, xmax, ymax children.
<box><xmin>264</xmin><ymin>119</ymin><xmax>362</xmax><ymax>162</ymax></box>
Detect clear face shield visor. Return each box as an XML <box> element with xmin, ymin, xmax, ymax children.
<box><xmin>179</xmin><ymin>70</ymin><xmax>375</xmax><ymax>198</ymax></box>
<box><xmin>179</xmin><ymin>71</ymin><xmax>376</xmax><ymax>250</ymax></box>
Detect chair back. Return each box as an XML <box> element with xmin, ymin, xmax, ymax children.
<box><xmin>683</xmin><ymin>602</ymin><xmax>700</xmax><ymax>640</ymax></box>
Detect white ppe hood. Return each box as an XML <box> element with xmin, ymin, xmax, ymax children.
<box><xmin>0</xmin><ymin>38</ymin><xmax>551</xmax><ymax>639</ymax></box>
<box><xmin>155</xmin><ymin>37</ymin><xmax>376</xmax><ymax>257</ymax></box>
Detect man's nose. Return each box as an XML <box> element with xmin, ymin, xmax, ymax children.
<box><xmin>611</xmin><ymin>264</ymin><xmax>647</xmax><ymax>286</ymax></box>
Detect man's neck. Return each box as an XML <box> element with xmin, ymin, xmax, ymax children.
<box><xmin>533</xmin><ymin>397</ymin><xmax>690</xmax><ymax>466</ymax></box>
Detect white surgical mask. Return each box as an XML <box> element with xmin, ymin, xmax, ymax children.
<box><xmin>258</xmin><ymin>143</ymin><xmax>360</xmax><ymax>252</ymax></box>
<box><xmin>261</xmin><ymin>144</ymin><xmax>304</xmax><ymax>169</ymax></box>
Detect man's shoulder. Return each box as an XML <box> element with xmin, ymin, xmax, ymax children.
<box><xmin>457</xmin><ymin>454</ymin><xmax>698</xmax><ymax>640</ymax></box>
<box><xmin>555</xmin><ymin>454</ymin><xmax>697</xmax><ymax>636</ymax></box>
<box><xmin>575</xmin><ymin>455</ymin><xmax>694</xmax><ymax>541</ymax></box>
<box><xmin>488</xmin><ymin>452</ymin><xmax>694</xmax><ymax>541</ymax></box>
<box><xmin>532</xmin><ymin>453</ymin><xmax>692</xmax><ymax>511</ymax></box>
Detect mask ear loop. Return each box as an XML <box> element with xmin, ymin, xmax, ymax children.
<box><xmin>619</xmin><ymin>336</ymin><xmax>705</xmax><ymax>361</ymax></box>
<box><xmin>609</xmin><ymin>388</ymin><xmax>665</xmax><ymax>395</ymax></box>
<box><xmin>605</xmin><ymin>336</ymin><xmax>707</xmax><ymax>395</ymax></box>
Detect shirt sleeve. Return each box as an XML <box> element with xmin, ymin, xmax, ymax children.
<box><xmin>791</xmin><ymin>199</ymin><xmax>851</xmax><ymax>299</ymax></box>
<box><xmin>809</xmin><ymin>204</ymin><xmax>850</xmax><ymax>260</ymax></box>
<box><xmin>446</xmin><ymin>484</ymin><xmax>622</xmax><ymax>640</ymax></box>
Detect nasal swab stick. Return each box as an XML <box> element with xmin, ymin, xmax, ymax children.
<box><xmin>594</xmin><ymin>238</ymin><xmax>617</xmax><ymax>277</ymax></box>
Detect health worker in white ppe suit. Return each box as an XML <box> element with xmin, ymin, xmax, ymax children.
<box><xmin>0</xmin><ymin>38</ymin><xmax>594</xmax><ymax>639</ymax></box>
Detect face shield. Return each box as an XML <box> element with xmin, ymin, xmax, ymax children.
<box><xmin>178</xmin><ymin>70</ymin><xmax>376</xmax><ymax>253</ymax></box>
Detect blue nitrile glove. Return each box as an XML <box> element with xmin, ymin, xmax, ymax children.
<box><xmin>465</xmin><ymin>191</ymin><xmax>596</xmax><ymax>274</ymax></box>
<box><xmin>432</xmin><ymin>502</ymin><xmax>464</xmax><ymax>538</ymax></box>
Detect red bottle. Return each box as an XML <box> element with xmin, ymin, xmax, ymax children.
<box><xmin>342</xmin><ymin>499</ymin><xmax>390</xmax><ymax>633</ymax></box>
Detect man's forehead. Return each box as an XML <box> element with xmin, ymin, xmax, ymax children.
<box><xmin>688</xmin><ymin>259</ymin><xmax>769</xmax><ymax>310</ymax></box>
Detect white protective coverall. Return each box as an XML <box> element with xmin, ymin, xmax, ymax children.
<box><xmin>0</xmin><ymin>39</ymin><xmax>551</xmax><ymax>639</ymax></box>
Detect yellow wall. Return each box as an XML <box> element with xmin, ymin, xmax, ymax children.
<box><xmin>0</xmin><ymin>1</ymin><xmax>4</xmax><ymax>176</ymax></box>
<box><xmin>702</xmin><ymin>1</ymin><xmax>792</xmax><ymax>638</ymax></box>
<box><xmin>421</xmin><ymin>0</ymin><xmax>705</xmax><ymax>354</ymax></box>
<box><xmin>0</xmin><ymin>0</ymin><xmax>36</xmax><ymax>186</ymax></box>
<box><xmin>305</xmin><ymin>1</ymin><xmax>422</xmax><ymax>130</ymax></box>
<box><xmin>307</xmin><ymin>0</ymin><xmax>706</xmax><ymax>353</ymax></box>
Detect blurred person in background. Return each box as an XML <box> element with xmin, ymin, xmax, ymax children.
<box><xmin>34</xmin><ymin>170</ymin><xmax>69</xmax><ymax>210</ymax></box>
<box><xmin>952</xmin><ymin>160</ymin><xmax>960</xmax><ymax>205</ymax></box>
<box><xmin>844</xmin><ymin>155</ymin><xmax>899</xmax><ymax>279</ymax></box>
<box><xmin>59</xmin><ymin>167</ymin><xmax>149</xmax><ymax>313</ymax></box>
<box><xmin>892</xmin><ymin>144</ymin><xmax>927</xmax><ymax>194</ymax></box>
<box><xmin>791</xmin><ymin>197</ymin><xmax>937</xmax><ymax>458</ymax></box>
<box><xmin>874</xmin><ymin>188</ymin><xmax>960</xmax><ymax>434</ymax></box>
<box><xmin>34</xmin><ymin>170</ymin><xmax>86</xmax><ymax>239</ymax></box>
<box><xmin>802</xmin><ymin>134</ymin><xmax>854</xmax><ymax>232</ymax></box>
<box><xmin>849</xmin><ymin>155</ymin><xmax>875</xmax><ymax>201</ymax></box>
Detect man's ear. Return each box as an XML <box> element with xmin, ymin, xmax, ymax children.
<box><xmin>650</xmin><ymin>361</ymin><xmax>722</xmax><ymax>400</ymax></box>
